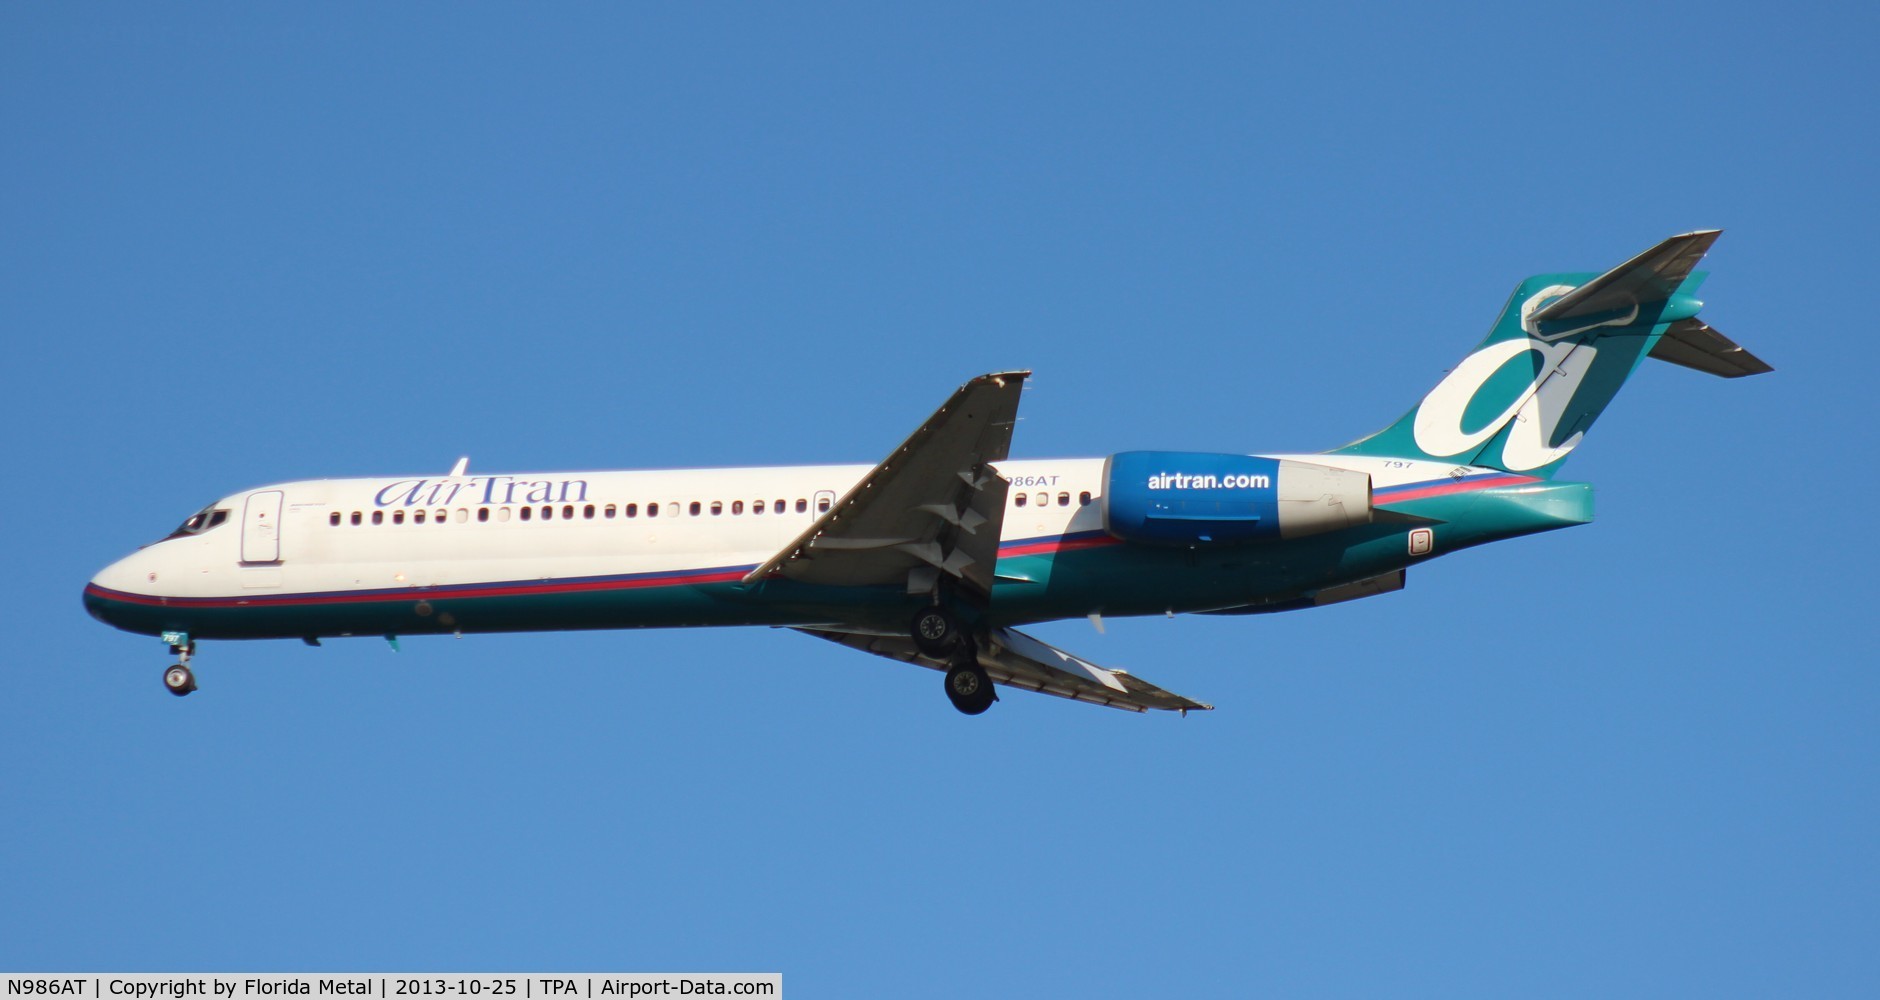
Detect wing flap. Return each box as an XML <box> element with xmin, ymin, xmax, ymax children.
<box><xmin>798</xmin><ymin>625</ymin><xmax>1212</xmax><ymax>714</ymax></box>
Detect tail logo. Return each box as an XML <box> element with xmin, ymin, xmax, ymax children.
<box><xmin>1410</xmin><ymin>288</ymin><xmax>1597</xmax><ymax>472</ymax></box>
<box><xmin>1520</xmin><ymin>282</ymin><xmax>1639</xmax><ymax>342</ymax></box>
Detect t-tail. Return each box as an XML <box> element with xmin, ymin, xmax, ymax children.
<box><xmin>1332</xmin><ymin>230</ymin><xmax>1771</xmax><ymax>479</ymax></box>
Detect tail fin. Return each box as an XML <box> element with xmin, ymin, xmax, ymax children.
<box><xmin>1331</xmin><ymin>230</ymin><xmax>1771</xmax><ymax>479</ymax></box>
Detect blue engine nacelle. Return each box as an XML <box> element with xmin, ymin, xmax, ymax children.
<box><xmin>1102</xmin><ymin>451</ymin><xmax>1373</xmax><ymax>546</ymax></box>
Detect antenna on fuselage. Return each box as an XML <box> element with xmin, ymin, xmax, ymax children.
<box><xmin>448</xmin><ymin>456</ymin><xmax>469</xmax><ymax>477</ymax></box>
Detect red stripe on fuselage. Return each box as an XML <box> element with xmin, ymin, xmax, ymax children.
<box><xmin>87</xmin><ymin>533</ymin><xmax>1124</xmax><ymax>612</ymax></box>
<box><xmin>997</xmin><ymin>531</ymin><xmax>1119</xmax><ymax>558</ymax></box>
<box><xmin>83</xmin><ymin>566</ymin><xmax>754</xmax><ymax>609</ymax></box>
<box><xmin>1373</xmin><ymin>473</ymin><xmax>1541</xmax><ymax>505</ymax></box>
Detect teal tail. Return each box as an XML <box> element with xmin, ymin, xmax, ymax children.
<box><xmin>1331</xmin><ymin>231</ymin><xmax>1770</xmax><ymax>479</ymax></box>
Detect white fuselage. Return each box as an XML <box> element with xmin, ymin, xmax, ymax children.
<box><xmin>91</xmin><ymin>458</ymin><xmax>1126</xmax><ymax>604</ymax></box>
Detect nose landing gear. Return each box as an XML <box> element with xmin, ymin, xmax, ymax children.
<box><xmin>163</xmin><ymin>663</ymin><xmax>197</xmax><ymax>696</ymax></box>
<box><xmin>161</xmin><ymin>632</ymin><xmax>198</xmax><ymax>697</ymax></box>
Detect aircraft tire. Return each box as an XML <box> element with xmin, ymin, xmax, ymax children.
<box><xmin>163</xmin><ymin>664</ymin><xmax>196</xmax><ymax>697</ymax></box>
<box><xmin>911</xmin><ymin>607</ymin><xmax>962</xmax><ymax>657</ymax></box>
<box><xmin>944</xmin><ymin>663</ymin><xmax>996</xmax><ymax>715</ymax></box>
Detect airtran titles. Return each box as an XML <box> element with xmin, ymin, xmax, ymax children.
<box><xmin>373</xmin><ymin>477</ymin><xmax>590</xmax><ymax>508</ymax></box>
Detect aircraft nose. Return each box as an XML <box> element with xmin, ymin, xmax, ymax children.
<box><xmin>82</xmin><ymin>580</ymin><xmax>110</xmax><ymax>623</ymax></box>
<box><xmin>84</xmin><ymin>553</ymin><xmax>150</xmax><ymax>625</ymax></box>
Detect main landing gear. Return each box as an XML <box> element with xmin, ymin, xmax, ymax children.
<box><xmin>911</xmin><ymin>606</ymin><xmax>962</xmax><ymax>658</ymax></box>
<box><xmin>910</xmin><ymin>607</ymin><xmax>996</xmax><ymax>715</ymax></box>
<box><xmin>944</xmin><ymin>653</ymin><xmax>996</xmax><ymax>716</ymax></box>
<box><xmin>162</xmin><ymin>634</ymin><xmax>198</xmax><ymax>697</ymax></box>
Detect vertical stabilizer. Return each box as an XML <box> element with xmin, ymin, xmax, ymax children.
<box><xmin>1330</xmin><ymin>231</ymin><xmax>1765</xmax><ymax>479</ymax></box>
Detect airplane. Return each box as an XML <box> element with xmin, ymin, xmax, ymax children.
<box><xmin>84</xmin><ymin>231</ymin><xmax>1770</xmax><ymax>714</ymax></box>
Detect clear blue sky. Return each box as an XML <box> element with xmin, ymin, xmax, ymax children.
<box><xmin>4</xmin><ymin>3</ymin><xmax>1874</xmax><ymax>995</ymax></box>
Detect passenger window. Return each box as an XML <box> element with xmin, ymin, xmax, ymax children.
<box><xmin>563</xmin><ymin>504</ymin><xmax>575</xmax><ymax>520</ymax></box>
<box><xmin>1015</xmin><ymin>493</ymin><xmax>1027</xmax><ymax>507</ymax></box>
<box><xmin>454</xmin><ymin>508</ymin><xmax>468</xmax><ymax>523</ymax></box>
<box><xmin>604</xmin><ymin>504</ymin><xmax>616</xmax><ymax>519</ymax></box>
<box><xmin>690</xmin><ymin>502</ymin><xmax>702</xmax><ymax>516</ymax></box>
<box><xmin>371</xmin><ymin>510</ymin><xmax>383</xmax><ymax>525</ymax></box>
<box><xmin>329</xmin><ymin>512</ymin><xmax>340</xmax><ymax>526</ymax></box>
<box><xmin>1035</xmin><ymin>492</ymin><xmax>1048</xmax><ymax>507</ymax></box>
<box><xmin>393</xmin><ymin>510</ymin><xmax>405</xmax><ymax>524</ymax></box>
<box><xmin>648</xmin><ymin>503</ymin><xmax>660</xmax><ymax>518</ymax></box>
<box><xmin>1058</xmin><ymin>492</ymin><xmax>1070</xmax><ymax>506</ymax></box>
<box><xmin>435</xmin><ymin>510</ymin><xmax>448</xmax><ymax>525</ymax></box>
<box><xmin>795</xmin><ymin>499</ymin><xmax>807</xmax><ymax>513</ymax></box>
<box><xmin>415</xmin><ymin>510</ymin><xmax>427</xmax><ymax>524</ymax></box>
<box><xmin>498</xmin><ymin>507</ymin><xmax>512</xmax><ymax>522</ymax></box>
<box><xmin>732</xmin><ymin>500</ymin><xmax>743</xmax><ymax>515</ymax></box>
<box><xmin>477</xmin><ymin>508</ymin><xmax>489</xmax><ymax>523</ymax></box>
<box><xmin>818</xmin><ymin>497</ymin><xmax>831</xmax><ymax>513</ymax></box>
<box><xmin>520</xmin><ymin>506</ymin><xmax>532</xmax><ymax>521</ymax></box>
<box><xmin>753</xmin><ymin>500</ymin><xmax>765</xmax><ymax>514</ymax></box>
<box><xmin>626</xmin><ymin>503</ymin><xmax>638</xmax><ymax>518</ymax></box>
<box><xmin>710</xmin><ymin>501</ymin><xmax>723</xmax><ymax>516</ymax></box>
<box><xmin>584</xmin><ymin>504</ymin><xmax>595</xmax><ymax>519</ymax></box>
<box><xmin>541</xmin><ymin>505</ymin><xmax>553</xmax><ymax>520</ymax></box>
<box><xmin>776</xmin><ymin>499</ymin><xmax>786</xmax><ymax>513</ymax></box>
<box><xmin>1079</xmin><ymin>491</ymin><xmax>1092</xmax><ymax>506</ymax></box>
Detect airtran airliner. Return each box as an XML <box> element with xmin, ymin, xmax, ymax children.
<box><xmin>84</xmin><ymin>231</ymin><xmax>1769</xmax><ymax>714</ymax></box>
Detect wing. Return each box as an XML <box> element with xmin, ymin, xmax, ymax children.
<box><xmin>798</xmin><ymin>624</ymin><xmax>1213</xmax><ymax>714</ymax></box>
<box><xmin>1528</xmin><ymin>229</ymin><xmax>1720</xmax><ymax>326</ymax></box>
<box><xmin>743</xmin><ymin>371</ymin><xmax>1028</xmax><ymax>598</ymax></box>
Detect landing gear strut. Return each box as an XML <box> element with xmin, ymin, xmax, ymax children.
<box><xmin>163</xmin><ymin>636</ymin><xmax>198</xmax><ymax>697</ymax></box>
<box><xmin>943</xmin><ymin>645</ymin><xmax>996</xmax><ymax>716</ymax></box>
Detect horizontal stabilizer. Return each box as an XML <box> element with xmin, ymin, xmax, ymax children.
<box><xmin>1648</xmin><ymin>319</ymin><xmax>1773</xmax><ymax>378</ymax></box>
<box><xmin>1529</xmin><ymin>229</ymin><xmax>1719</xmax><ymax>326</ymax></box>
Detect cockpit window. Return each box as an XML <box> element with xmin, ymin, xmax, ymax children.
<box><xmin>165</xmin><ymin>504</ymin><xmax>230</xmax><ymax>541</ymax></box>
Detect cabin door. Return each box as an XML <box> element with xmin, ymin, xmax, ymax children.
<box><xmin>241</xmin><ymin>490</ymin><xmax>284</xmax><ymax>563</ymax></box>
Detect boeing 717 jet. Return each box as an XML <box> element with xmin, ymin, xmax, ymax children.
<box><xmin>85</xmin><ymin>232</ymin><xmax>1770</xmax><ymax>714</ymax></box>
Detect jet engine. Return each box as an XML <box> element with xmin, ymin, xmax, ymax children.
<box><xmin>1101</xmin><ymin>451</ymin><xmax>1372</xmax><ymax>546</ymax></box>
